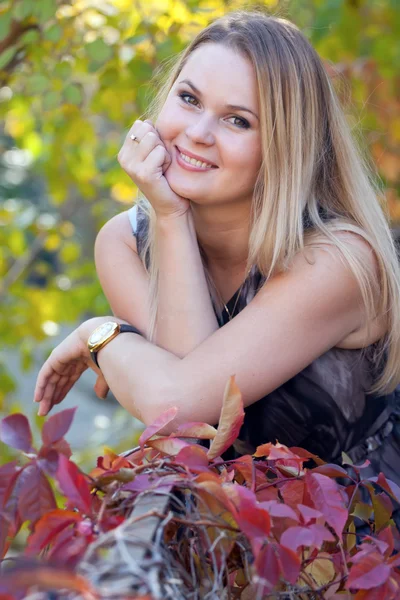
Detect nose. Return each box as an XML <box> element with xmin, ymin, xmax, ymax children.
<box><xmin>185</xmin><ymin>113</ymin><xmax>215</xmax><ymax>146</ymax></box>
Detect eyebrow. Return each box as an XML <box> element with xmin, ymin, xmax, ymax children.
<box><xmin>178</xmin><ymin>79</ymin><xmax>259</xmax><ymax>121</ymax></box>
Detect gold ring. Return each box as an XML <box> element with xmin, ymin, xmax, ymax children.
<box><xmin>130</xmin><ymin>134</ymin><xmax>139</xmax><ymax>143</ymax></box>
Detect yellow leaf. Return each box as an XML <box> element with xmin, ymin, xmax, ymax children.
<box><xmin>60</xmin><ymin>241</ymin><xmax>80</xmax><ymax>263</ymax></box>
<box><xmin>59</xmin><ymin>222</ymin><xmax>75</xmax><ymax>238</ymax></box>
<box><xmin>111</xmin><ymin>181</ymin><xmax>136</xmax><ymax>203</ymax></box>
<box><xmin>8</xmin><ymin>230</ymin><xmax>26</xmax><ymax>256</ymax></box>
<box><xmin>44</xmin><ymin>233</ymin><xmax>61</xmax><ymax>252</ymax></box>
<box><xmin>304</xmin><ymin>552</ymin><xmax>335</xmax><ymax>587</ymax></box>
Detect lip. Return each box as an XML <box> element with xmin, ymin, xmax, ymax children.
<box><xmin>176</xmin><ymin>146</ymin><xmax>217</xmax><ymax>168</ymax></box>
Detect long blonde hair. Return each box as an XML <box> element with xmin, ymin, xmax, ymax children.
<box><xmin>137</xmin><ymin>10</ymin><xmax>400</xmax><ymax>395</ymax></box>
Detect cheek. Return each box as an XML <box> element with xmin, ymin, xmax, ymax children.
<box><xmin>232</xmin><ymin>143</ymin><xmax>262</xmax><ymax>180</ymax></box>
<box><xmin>155</xmin><ymin>104</ymin><xmax>182</xmax><ymax>144</ymax></box>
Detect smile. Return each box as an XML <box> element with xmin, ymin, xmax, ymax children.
<box><xmin>175</xmin><ymin>147</ymin><xmax>217</xmax><ymax>172</ymax></box>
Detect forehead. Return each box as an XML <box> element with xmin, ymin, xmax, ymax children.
<box><xmin>178</xmin><ymin>43</ymin><xmax>258</xmax><ymax>107</ymax></box>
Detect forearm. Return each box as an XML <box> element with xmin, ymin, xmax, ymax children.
<box><xmin>79</xmin><ymin>317</ymin><xmax>181</xmax><ymax>426</ymax></box>
<box><xmin>155</xmin><ymin>209</ymin><xmax>219</xmax><ymax>356</ymax></box>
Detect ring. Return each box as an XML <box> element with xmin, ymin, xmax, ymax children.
<box><xmin>130</xmin><ymin>134</ymin><xmax>139</xmax><ymax>143</ymax></box>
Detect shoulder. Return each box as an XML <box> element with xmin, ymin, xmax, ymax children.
<box><xmin>302</xmin><ymin>229</ymin><xmax>379</xmax><ymax>272</ymax></box>
<box><xmin>297</xmin><ymin>230</ymin><xmax>386</xmax><ymax>346</ymax></box>
<box><xmin>95</xmin><ymin>210</ymin><xmax>139</xmax><ymax>254</ymax></box>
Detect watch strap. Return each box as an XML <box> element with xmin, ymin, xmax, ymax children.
<box><xmin>90</xmin><ymin>324</ymin><xmax>143</xmax><ymax>368</ymax></box>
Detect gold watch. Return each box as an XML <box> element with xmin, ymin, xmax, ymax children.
<box><xmin>87</xmin><ymin>321</ymin><xmax>143</xmax><ymax>368</ymax></box>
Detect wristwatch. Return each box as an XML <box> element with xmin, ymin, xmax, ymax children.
<box><xmin>87</xmin><ymin>321</ymin><xmax>143</xmax><ymax>368</ymax></box>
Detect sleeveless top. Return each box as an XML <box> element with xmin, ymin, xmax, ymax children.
<box><xmin>127</xmin><ymin>203</ymin><xmax>400</xmax><ymax>485</ymax></box>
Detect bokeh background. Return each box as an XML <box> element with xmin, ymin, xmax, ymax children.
<box><xmin>0</xmin><ymin>0</ymin><xmax>399</xmax><ymax>468</ymax></box>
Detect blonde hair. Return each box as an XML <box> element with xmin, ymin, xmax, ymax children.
<box><xmin>137</xmin><ymin>10</ymin><xmax>400</xmax><ymax>394</ymax></box>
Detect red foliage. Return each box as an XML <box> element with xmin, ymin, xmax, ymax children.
<box><xmin>0</xmin><ymin>374</ymin><xmax>399</xmax><ymax>599</ymax></box>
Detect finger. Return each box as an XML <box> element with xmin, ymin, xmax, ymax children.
<box><xmin>94</xmin><ymin>374</ymin><xmax>109</xmax><ymax>399</ymax></box>
<box><xmin>135</xmin><ymin>130</ymin><xmax>165</xmax><ymax>163</ymax></box>
<box><xmin>126</xmin><ymin>119</ymin><xmax>154</xmax><ymax>145</ymax></box>
<box><xmin>139</xmin><ymin>144</ymin><xmax>168</xmax><ymax>176</ymax></box>
<box><xmin>38</xmin><ymin>395</ymin><xmax>54</xmax><ymax>416</ymax></box>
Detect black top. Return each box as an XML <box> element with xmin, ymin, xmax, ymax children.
<box><xmin>128</xmin><ymin>203</ymin><xmax>400</xmax><ymax>485</ymax></box>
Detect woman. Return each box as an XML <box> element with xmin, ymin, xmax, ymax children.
<box><xmin>34</xmin><ymin>11</ymin><xmax>400</xmax><ymax>482</ymax></box>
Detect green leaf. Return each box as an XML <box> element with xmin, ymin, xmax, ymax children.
<box><xmin>12</xmin><ymin>0</ymin><xmax>34</xmax><ymax>21</ymax></box>
<box><xmin>43</xmin><ymin>90</ymin><xmax>61</xmax><ymax>111</ymax></box>
<box><xmin>85</xmin><ymin>39</ymin><xmax>113</xmax><ymax>65</ymax></box>
<box><xmin>32</xmin><ymin>0</ymin><xmax>58</xmax><ymax>24</ymax></box>
<box><xmin>0</xmin><ymin>10</ymin><xmax>12</xmax><ymax>42</ymax></box>
<box><xmin>125</xmin><ymin>34</ymin><xmax>149</xmax><ymax>45</ymax></box>
<box><xmin>0</xmin><ymin>47</ymin><xmax>14</xmax><ymax>70</ymax></box>
<box><xmin>64</xmin><ymin>83</ymin><xmax>83</xmax><ymax>105</ymax></box>
<box><xmin>54</xmin><ymin>61</ymin><xmax>72</xmax><ymax>79</ymax></box>
<box><xmin>19</xmin><ymin>29</ymin><xmax>40</xmax><ymax>45</ymax></box>
<box><xmin>44</xmin><ymin>24</ymin><xmax>62</xmax><ymax>43</ymax></box>
<box><xmin>27</xmin><ymin>74</ymin><xmax>50</xmax><ymax>94</ymax></box>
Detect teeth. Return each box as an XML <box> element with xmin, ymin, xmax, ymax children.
<box><xmin>180</xmin><ymin>152</ymin><xmax>213</xmax><ymax>169</ymax></box>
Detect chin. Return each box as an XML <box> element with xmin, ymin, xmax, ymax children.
<box><xmin>165</xmin><ymin>172</ymin><xmax>202</xmax><ymax>201</ymax></box>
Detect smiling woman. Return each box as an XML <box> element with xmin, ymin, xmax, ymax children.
<box><xmin>35</xmin><ymin>10</ymin><xmax>400</xmax><ymax>485</ymax></box>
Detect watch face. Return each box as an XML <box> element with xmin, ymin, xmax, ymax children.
<box><xmin>88</xmin><ymin>321</ymin><xmax>118</xmax><ymax>349</ymax></box>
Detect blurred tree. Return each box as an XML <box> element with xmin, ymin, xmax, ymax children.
<box><xmin>0</xmin><ymin>0</ymin><xmax>398</xmax><ymax>414</ymax></box>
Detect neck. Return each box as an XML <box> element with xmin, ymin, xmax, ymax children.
<box><xmin>191</xmin><ymin>200</ymin><xmax>251</xmax><ymax>272</ymax></box>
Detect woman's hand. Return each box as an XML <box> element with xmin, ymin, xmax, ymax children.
<box><xmin>118</xmin><ymin>119</ymin><xmax>190</xmax><ymax>219</ymax></box>
<box><xmin>34</xmin><ymin>320</ymin><xmax>109</xmax><ymax>416</ymax></box>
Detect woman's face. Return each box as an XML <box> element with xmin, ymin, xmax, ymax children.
<box><xmin>155</xmin><ymin>43</ymin><xmax>262</xmax><ymax>207</ymax></box>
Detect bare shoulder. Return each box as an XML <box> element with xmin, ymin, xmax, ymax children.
<box><xmin>95</xmin><ymin>211</ymin><xmax>138</xmax><ymax>254</ymax></box>
<box><xmin>300</xmin><ymin>230</ymin><xmax>387</xmax><ymax>348</ymax></box>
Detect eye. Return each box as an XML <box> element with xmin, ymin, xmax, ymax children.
<box><xmin>227</xmin><ymin>116</ymin><xmax>250</xmax><ymax>130</ymax></box>
<box><xmin>178</xmin><ymin>92</ymin><xmax>199</xmax><ymax>107</ymax></box>
<box><xmin>178</xmin><ymin>91</ymin><xmax>251</xmax><ymax>130</ymax></box>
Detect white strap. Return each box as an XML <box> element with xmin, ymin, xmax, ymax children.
<box><xmin>127</xmin><ymin>204</ymin><xmax>138</xmax><ymax>235</ymax></box>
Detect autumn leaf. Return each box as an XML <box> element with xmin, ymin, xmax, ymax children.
<box><xmin>172</xmin><ymin>422</ymin><xmax>217</xmax><ymax>439</ymax></box>
<box><xmin>175</xmin><ymin>444</ymin><xmax>210</xmax><ymax>471</ymax></box>
<box><xmin>207</xmin><ymin>375</ymin><xmax>244</xmax><ymax>460</ymax></box>
<box><xmin>2</xmin><ymin>565</ymin><xmax>98</xmax><ymax>600</ymax></box>
<box><xmin>138</xmin><ymin>406</ymin><xmax>178</xmax><ymax>449</ymax></box>
<box><xmin>0</xmin><ymin>414</ymin><xmax>34</xmax><ymax>453</ymax></box>
<box><xmin>147</xmin><ymin>436</ymin><xmax>190</xmax><ymax>456</ymax></box>
<box><xmin>18</xmin><ymin>464</ymin><xmax>57</xmax><ymax>528</ymax></box>
<box><xmin>41</xmin><ymin>407</ymin><xmax>77</xmax><ymax>446</ymax></box>
<box><xmin>347</xmin><ymin>551</ymin><xmax>391</xmax><ymax>590</ymax></box>
<box><xmin>26</xmin><ymin>509</ymin><xmax>82</xmax><ymax>555</ymax></box>
<box><xmin>55</xmin><ymin>455</ymin><xmax>92</xmax><ymax>515</ymax></box>
<box><xmin>280</xmin><ymin>524</ymin><xmax>334</xmax><ymax>552</ymax></box>
<box><xmin>305</xmin><ymin>472</ymin><xmax>348</xmax><ymax>540</ymax></box>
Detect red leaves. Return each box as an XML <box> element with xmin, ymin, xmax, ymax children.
<box><xmin>56</xmin><ymin>454</ymin><xmax>92</xmax><ymax>515</ymax></box>
<box><xmin>207</xmin><ymin>375</ymin><xmax>244</xmax><ymax>460</ymax></box>
<box><xmin>138</xmin><ymin>406</ymin><xmax>178</xmax><ymax>449</ymax></box>
<box><xmin>175</xmin><ymin>444</ymin><xmax>210</xmax><ymax>471</ymax></box>
<box><xmin>255</xmin><ymin>543</ymin><xmax>301</xmax><ymax>587</ymax></box>
<box><xmin>1</xmin><ymin>565</ymin><xmax>98</xmax><ymax>600</ymax></box>
<box><xmin>2</xmin><ymin>393</ymin><xmax>400</xmax><ymax>600</ymax></box>
<box><xmin>348</xmin><ymin>552</ymin><xmax>391</xmax><ymax>590</ymax></box>
<box><xmin>305</xmin><ymin>472</ymin><xmax>348</xmax><ymax>540</ymax></box>
<box><xmin>0</xmin><ymin>414</ymin><xmax>33</xmax><ymax>453</ymax></box>
<box><xmin>172</xmin><ymin>422</ymin><xmax>217</xmax><ymax>439</ymax></box>
<box><xmin>18</xmin><ymin>464</ymin><xmax>57</xmax><ymax>528</ymax></box>
<box><xmin>26</xmin><ymin>509</ymin><xmax>82</xmax><ymax>555</ymax></box>
<box><xmin>281</xmin><ymin>524</ymin><xmax>335</xmax><ymax>552</ymax></box>
<box><xmin>41</xmin><ymin>407</ymin><xmax>77</xmax><ymax>446</ymax></box>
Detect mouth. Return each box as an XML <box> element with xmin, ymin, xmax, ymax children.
<box><xmin>175</xmin><ymin>146</ymin><xmax>218</xmax><ymax>171</ymax></box>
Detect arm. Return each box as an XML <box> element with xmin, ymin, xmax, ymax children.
<box><xmin>94</xmin><ymin>211</ymin><xmax>150</xmax><ymax>336</ymax></box>
<box><xmin>154</xmin><ymin>210</ymin><xmax>219</xmax><ymax>356</ymax></box>
<box><xmin>35</xmin><ymin>235</ymin><xmax>377</xmax><ymax>428</ymax></box>
<box><xmin>90</xmin><ymin>235</ymin><xmax>375</xmax><ymax>431</ymax></box>
<box><xmin>95</xmin><ymin>209</ymin><xmax>219</xmax><ymax>357</ymax></box>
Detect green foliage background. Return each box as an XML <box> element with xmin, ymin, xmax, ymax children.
<box><xmin>0</xmin><ymin>0</ymin><xmax>399</xmax><ymax>423</ymax></box>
